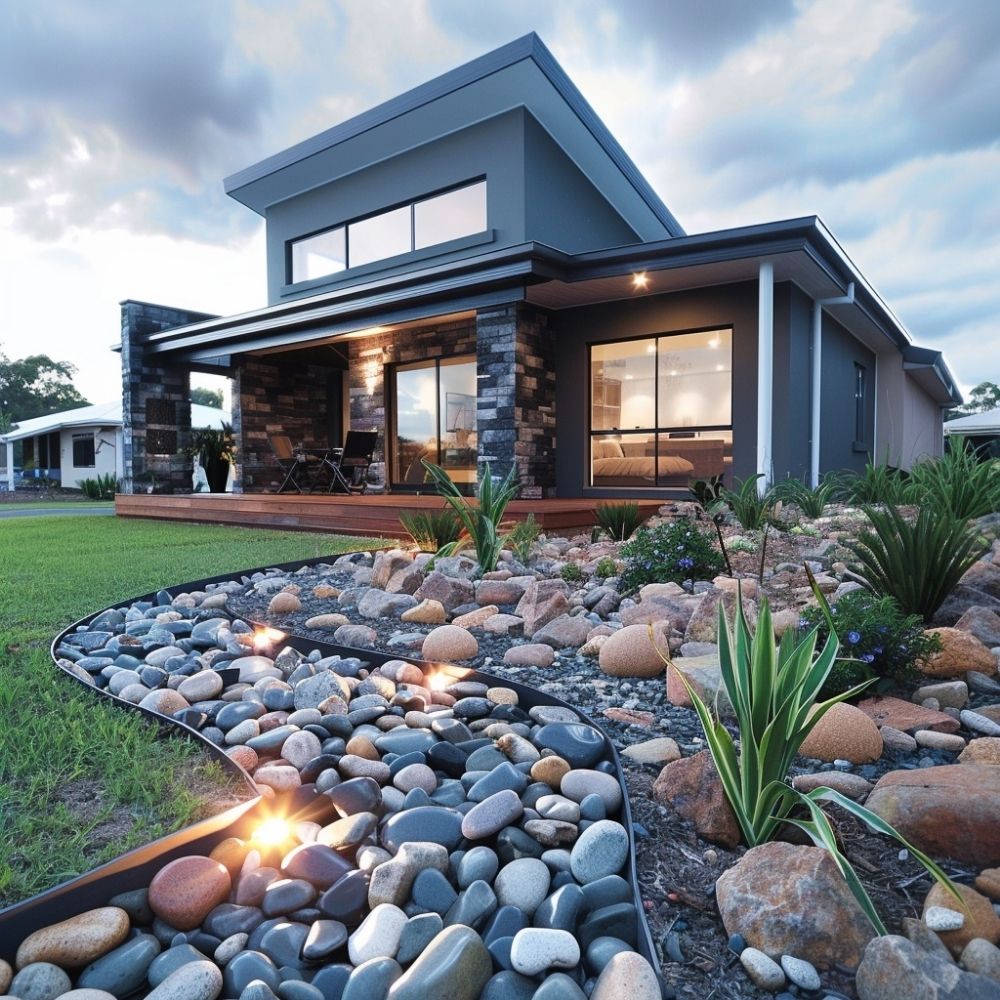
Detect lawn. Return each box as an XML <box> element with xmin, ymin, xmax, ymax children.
<box><xmin>0</xmin><ymin>500</ymin><xmax>114</xmax><ymax>510</ymax></box>
<box><xmin>0</xmin><ymin>516</ymin><xmax>394</xmax><ymax>907</ymax></box>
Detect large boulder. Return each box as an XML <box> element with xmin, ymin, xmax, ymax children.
<box><xmin>515</xmin><ymin>580</ymin><xmax>570</xmax><ymax>635</ymax></box>
<box><xmin>920</xmin><ymin>628</ymin><xmax>997</xmax><ymax>678</ymax></box>
<box><xmin>532</xmin><ymin>614</ymin><xmax>592</xmax><ymax>650</ymax></box>
<box><xmin>856</xmin><ymin>695</ymin><xmax>960</xmax><ymax>735</ymax></box>
<box><xmin>798</xmin><ymin>703</ymin><xmax>883</xmax><ymax>764</ymax></box>
<box><xmin>371</xmin><ymin>549</ymin><xmax>414</xmax><ymax>589</ymax></box>
<box><xmin>955</xmin><ymin>607</ymin><xmax>1000</xmax><ymax>648</ymax></box>
<box><xmin>413</xmin><ymin>572</ymin><xmax>475</xmax><ymax>613</ymax></box>
<box><xmin>619</xmin><ymin>594</ymin><xmax>699</xmax><ymax>630</ymax></box>
<box><xmin>665</xmin><ymin>654</ymin><xmax>733</xmax><ymax>716</ymax></box>
<box><xmin>421</xmin><ymin>625</ymin><xmax>478</xmax><ymax>662</ymax></box>
<box><xmin>652</xmin><ymin>750</ymin><xmax>740</xmax><ymax>848</ymax></box>
<box><xmin>922</xmin><ymin>882</ymin><xmax>1000</xmax><ymax>955</ymax></box>
<box><xmin>864</xmin><ymin>764</ymin><xmax>1000</xmax><ymax>866</ymax></box>
<box><xmin>684</xmin><ymin>591</ymin><xmax>758</xmax><ymax>645</ymax></box>
<box><xmin>855</xmin><ymin>935</ymin><xmax>998</xmax><ymax>1000</ymax></box>
<box><xmin>598</xmin><ymin>623</ymin><xmax>670</xmax><ymax>678</ymax></box>
<box><xmin>715</xmin><ymin>842</ymin><xmax>876</xmax><ymax>969</ymax></box>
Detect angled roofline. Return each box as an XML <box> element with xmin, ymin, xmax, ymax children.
<box><xmin>223</xmin><ymin>33</ymin><xmax>684</xmax><ymax>236</ymax></box>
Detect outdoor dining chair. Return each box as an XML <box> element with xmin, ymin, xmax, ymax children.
<box><xmin>322</xmin><ymin>430</ymin><xmax>379</xmax><ymax>494</ymax></box>
<box><xmin>269</xmin><ymin>434</ymin><xmax>325</xmax><ymax>493</ymax></box>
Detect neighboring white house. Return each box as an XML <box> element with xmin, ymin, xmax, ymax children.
<box><xmin>944</xmin><ymin>406</ymin><xmax>1000</xmax><ymax>458</ymax></box>
<box><xmin>1</xmin><ymin>400</ymin><xmax>229</xmax><ymax>491</ymax></box>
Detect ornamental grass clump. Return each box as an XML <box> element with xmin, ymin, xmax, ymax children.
<box><xmin>721</xmin><ymin>474</ymin><xmax>780</xmax><ymax>531</ymax></box>
<box><xmin>849</xmin><ymin>504</ymin><xmax>989</xmax><ymax>622</ymax></box>
<box><xmin>616</xmin><ymin>520</ymin><xmax>724</xmax><ymax>594</ymax></box>
<box><xmin>422</xmin><ymin>460</ymin><xmax>519</xmax><ymax>574</ymax></box>
<box><xmin>595</xmin><ymin>501</ymin><xmax>644</xmax><ymax>541</ymax></box>
<box><xmin>772</xmin><ymin>476</ymin><xmax>840</xmax><ymax>518</ymax></box>
<box><xmin>653</xmin><ymin>579</ymin><xmax>959</xmax><ymax>934</ymax></box>
<box><xmin>399</xmin><ymin>508</ymin><xmax>463</xmax><ymax>552</ymax></box>
<box><xmin>907</xmin><ymin>442</ymin><xmax>1000</xmax><ymax>521</ymax></box>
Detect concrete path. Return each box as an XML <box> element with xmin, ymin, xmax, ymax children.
<box><xmin>0</xmin><ymin>506</ymin><xmax>115</xmax><ymax>520</ymax></box>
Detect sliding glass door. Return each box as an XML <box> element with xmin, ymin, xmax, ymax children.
<box><xmin>391</xmin><ymin>355</ymin><xmax>477</xmax><ymax>491</ymax></box>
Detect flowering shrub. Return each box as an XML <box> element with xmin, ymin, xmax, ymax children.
<box><xmin>617</xmin><ymin>520</ymin><xmax>724</xmax><ymax>594</ymax></box>
<box><xmin>798</xmin><ymin>589</ymin><xmax>941</xmax><ymax>696</ymax></box>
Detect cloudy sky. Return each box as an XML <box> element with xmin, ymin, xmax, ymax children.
<box><xmin>1</xmin><ymin>0</ymin><xmax>998</xmax><ymax>406</ymax></box>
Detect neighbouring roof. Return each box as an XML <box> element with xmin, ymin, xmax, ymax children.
<box><xmin>224</xmin><ymin>33</ymin><xmax>684</xmax><ymax>241</ymax></box>
<box><xmin>1</xmin><ymin>401</ymin><xmax>230</xmax><ymax>443</ymax></box>
<box><xmin>945</xmin><ymin>405</ymin><xmax>1000</xmax><ymax>435</ymax></box>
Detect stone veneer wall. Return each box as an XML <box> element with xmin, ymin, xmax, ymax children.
<box><xmin>476</xmin><ymin>304</ymin><xmax>557</xmax><ymax>497</ymax></box>
<box><xmin>121</xmin><ymin>300</ymin><xmax>213</xmax><ymax>494</ymax></box>
<box><xmin>348</xmin><ymin>317</ymin><xmax>477</xmax><ymax>470</ymax></box>
<box><xmin>232</xmin><ymin>358</ymin><xmax>334</xmax><ymax>492</ymax></box>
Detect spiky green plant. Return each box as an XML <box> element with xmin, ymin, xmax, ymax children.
<box><xmin>907</xmin><ymin>443</ymin><xmax>1000</xmax><ymax>520</ymax></box>
<box><xmin>422</xmin><ymin>460</ymin><xmax>520</xmax><ymax>574</ymax></box>
<box><xmin>399</xmin><ymin>508</ymin><xmax>463</xmax><ymax>552</ymax></box>
<box><xmin>595</xmin><ymin>501</ymin><xmax>644</xmax><ymax>541</ymax></box>
<box><xmin>721</xmin><ymin>474</ymin><xmax>779</xmax><ymax>531</ymax></box>
<box><xmin>654</xmin><ymin>584</ymin><xmax>960</xmax><ymax>934</ymax></box>
<box><xmin>505</xmin><ymin>513</ymin><xmax>541</xmax><ymax>564</ymax></box>
<box><xmin>837</xmin><ymin>457</ymin><xmax>916</xmax><ymax>506</ymax></box>
<box><xmin>848</xmin><ymin>504</ymin><xmax>989</xmax><ymax>622</ymax></box>
<box><xmin>772</xmin><ymin>477</ymin><xmax>839</xmax><ymax>518</ymax></box>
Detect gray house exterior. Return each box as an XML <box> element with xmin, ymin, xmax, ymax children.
<box><xmin>118</xmin><ymin>34</ymin><xmax>960</xmax><ymax>498</ymax></box>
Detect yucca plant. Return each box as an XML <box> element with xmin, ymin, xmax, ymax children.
<box><xmin>422</xmin><ymin>460</ymin><xmax>520</xmax><ymax>574</ymax></box>
<box><xmin>849</xmin><ymin>504</ymin><xmax>989</xmax><ymax>622</ymax></box>
<box><xmin>721</xmin><ymin>474</ymin><xmax>780</xmax><ymax>531</ymax></box>
<box><xmin>399</xmin><ymin>508</ymin><xmax>463</xmax><ymax>552</ymax></box>
<box><xmin>595</xmin><ymin>501</ymin><xmax>644</xmax><ymax>541</ymax></box>
<box><xmin>907</xmin><ymin>442</ymin><xmax>1000</xmax><ymax>521</ymax></box>
<box><xmin>772</xmin><ymin>477</ymin><xmax>839</xmax><ymax>518</ymax></box>
<box><xmin>654</xmin><ymin>583</ymin><xmax>960</xmax><ymax>934</ymax></box>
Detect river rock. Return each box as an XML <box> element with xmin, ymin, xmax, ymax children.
<box><xmin>865</xmin><ymin>765</ymin><xmax>1000</xmax><ymax>866</ymax></box>
<box><xmin>960</xmin><ymin>938</ymin><xmax>1000</xmax><ymax>982</ymax></box>
<box><xmin>716</xmin><ymin>842</ymin><xmax>875</xmax><ymax>969</ymax></box>
<box><xmin>921</xmin><ymin>628</ymin><xmax>997</xmax><ymax>678</ymax></box>
<box><xmin>533</xmin><ymin>723</ymin><xmax>605</xmax><ymax>769</ymax></box>
<box><xmin>15</xmin><ymin>907</ymin><xmax>130</xmax><ymax>969</ymax></box>
<box><xmin>401</xmin><ymin>600</ymin><xmax>447</xmax><ymax>625</ymax></box>
<box><xmin>9</xmin><ymin>962</ymin><xmax>72</xmax><ymax>999</ymax></box>
<box><xmin>268</xmin><ymin>591</ymin><xmax>301</xmax><ymax>615</ymax></box>
<box><xmin>503</xmin><ymin>644</ymin><xmax>555</xmax><ymax>667</ymax></box>
<box><xmin>422</xmin><ymin>625</ymin><xmax>478</xmax><ymax>662</ymax></box>
<box><xmin>148</xmin><ymin>856</ymin><xmax>231</xmax><ymax>931</ymax></box>
<box><xmin>138</xmin><ymin>689</ymin><xmax>190</xmax><ymax>716</ymax></box>
<box><xmin>178</xmin><ymin>669</ymin><xmax>223</xmax><ymax>702</ymax></box>
<box><xmin>598</xmin><ymin>623</ymin><xmax>669</xmax><ymax>678</ymax></box>
<box><xmin>494</xmin><ymin>858</ymin><xmax>551</xmax><ymax>915</ymax></box>
<box><xmin>740</xmin><ymin>947</ymin><xmax>786</xmax><ymax>990</ymax></box>
<box><xmin>369</xmin><ymin>841</ymin><xmax>450</xmax><ymax>907</ymax></box>
<box><xmin>855</xmin><ymin>934</ymin><xmax>998</xmax><ymax>1000</ymax></box>
<box><xmin>510</xmin><ymin>928</ymin><xmax>580</xmax><ymax>976</ymax></box>
<box><xmin>349</xmin><ymin>903</ymin><xmax>408</xmax><ymax>964</ymax></box>
<box><xmin>560</xmin><ymin>769</ymin><xmax>622</xmax><ymax>814</ymax></box>
<box><xmin>77</xmin><ymin>933</ymin><xmax>161</xmax><ymax>995</ymax></box>
<box><xmin>145</xmin><ymin>959</ymin><xmax>223</xmax><ymax>1000</ymax></box>
<box><xmin>461</xmin><ymin>789</ymin><xmax>524</xmax><ymax>839</ymax></box>
<box><xmin>387</xmin><ymin>924</ymin><xmax>492</xmax><ymax>1000</ymax></box>
<box><xmin>515</xmin><ymin>580</ymin><xmax>570</xmax><ymax>634</ymax></box>
<box><xmin>570</xmin><ymin>820</ymin><xmax>629</xmax><ymax>883</ymax></box>
<box><xmin>590</xmin><ymin>951</ymin><xmax>662</xmax><ymax>1000</ymax></box>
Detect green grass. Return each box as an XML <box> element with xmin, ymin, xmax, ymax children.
<box><xmin>0</xmin><ymin>500</ymin><xmax>114</xmax><ymax>511</ymax></box>
<box><xmin>0</xmin><ymin>517</ymin><xmax>392</xmax><ymax>906</ymax></box>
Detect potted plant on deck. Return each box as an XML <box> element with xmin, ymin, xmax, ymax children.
<box><xmin>186</xmin><ymin>422</ymin><xmax>235</xmax><ymax>493</ymax></box>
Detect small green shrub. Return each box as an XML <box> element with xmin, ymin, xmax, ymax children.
<box><xmin>849</xmin><ymin>504</ymin><xmax>989</xmax><ymax>622</ymax></box>
<box><xmin>77</xmin><ymin>473</ymin><xmax>118</xmax><ymax>500</ymax></box>
<box><xmin>727</xmin><ymin>536</ymin><xmax>757</xmax><ymax>554</ymax></box>
<box><xmin>838</xmin><ymin>458</ymin><xmax>916</xmax><ymax>506</ymax></box>
<box><xmin>399</xmin><ymin>508</ymin><xmax>463</xmax><ymax>552</ymax></box>
<box><xmin>594</xmin><ymin>501</ymin><xmax>644</xmax><ymax>541</ymax></box>
<box><xmin>617</xmin><ymin>520</ymin><xmax>724</xmax><ymax>594</ymax></box>
<box><xmin>594</xmin><ymin>556</ymin><xmax>618</xmax><ymax>579</ymax></box>
<box><xmin>798</xmin><ymin>589</ymin><xmax>941</xmax><ymax>696</ymax></box>
<box><xmin>689</xmin><ymin>475</ymin><xmax>726</xmax><ymax>511</ymax></box>
<box><xmin>506</xmin><ymin>513</ymin><xmax>541</xmax><ymax>564</ymax></box>
<box><xmin>773</xmin><ymin>477</ymin><xmax>839</xmax><ymax>518</ymax></box>
<box><xmin>907</xmin><ymin>443</ymin><xmax>1000</xmax><ymax>520</ymax></box>
<box><xmin>722</xmin><ymin>474</ymin><xmax>780</xmax><ymax>531</ymax></box>
<box><xmin>559</xmin><ymin>563</ymin><xmax>584</xmax><ymax>583</ymax></box>
<box><xmin>423</xmin><ymin>460</ymin><xmax>520</xmax><ymax>574</ymax></box>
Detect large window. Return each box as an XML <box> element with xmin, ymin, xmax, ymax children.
<box><xmin>391</xmin><ymin>355</ymin><xmax>477</xmax><ymax>492</ymax></box>
<box><xmin>589</xmin><ymin>328</ymin><xmax>733</xmax><ymax>489</ymax></box>
<box><xmin>289</xmin><ymin>180</ymin><xmax>487</xmax><ymax>284</ymax></box>
<box><xmin>72</xmin><ymin>433</ymin><xmax>95</xmax><ymax>468</ymax></box>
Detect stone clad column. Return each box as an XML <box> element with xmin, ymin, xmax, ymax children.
<box><xmin>120</xmin><ymin>300</ymin><xmax>212</xmax><ymax>494</ymax></box>
<box><xmin>475</xmin><ymin>304</ymin><xmax>556</xmax><ymax>498</ymax></box>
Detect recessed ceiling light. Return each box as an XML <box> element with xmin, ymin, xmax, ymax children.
<box><xmin>716</xmin><ymin>364</ymin><xmax>725</xmax><ymax>371</ymax></box>
<box><xmin>632</xmin><ymin>272</ymin><xmax>649</xmax><ymax>290</ymax></box>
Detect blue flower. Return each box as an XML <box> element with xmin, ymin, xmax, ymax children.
<box><xmin>861</xmin><ymin>653</ymin><xmax>875</xmax><ymax>663</ymax></box>
<box><xmin>872</xmin><ymin>646</ymin><xmax>883</xmax><ymax>656</ymax></box>
<box><xmin>798</xmin><ymin>617</ymin><xmax>810</xmax><ymax>629</ymax></box>
<box><xmin>677</xmin><ymin>556</ymin><xmax>695</xmax><ymax>570</ymax></box>
<box><xmin>847</xmin><ymin>630</ymin><xmax>861</xmax><ymax>645</ymax></box>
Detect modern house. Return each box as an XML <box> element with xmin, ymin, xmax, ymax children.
<box><xmin>116</xmin><ymin>34</ymin><xmax>960</xmax><ymax>517</ymax></box>
<box><xmin>2</xmin><ymin>400</ymin><xmax>228</xmax><ymax>492</ymax></box>
<box><xmin>945</xmin><ymin>407</ymin><xmax>1000</xmax><ymax>459</ymax></box>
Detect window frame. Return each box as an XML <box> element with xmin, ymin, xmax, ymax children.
<box><xmin>72</xmin><ymin>432</ymin><xmax>96</xmax><ymax>468</ymax></box>
<box><xmin>853</xmin><ymin>362</ymin><xmax>868</xmax><ymax>451</ymax></box>
<box><xmin>587</xmin><ymin>326</ymin><xmax>734</xmax><ymax>489</ymax></box>
<box><xmin>286</xmin><ymin>178</ymin><xmax>488</xmax><ymax>286</ymax></box>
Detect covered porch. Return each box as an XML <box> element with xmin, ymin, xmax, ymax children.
<box><xmin>113</xmin><ymin>491</ymin><xmax>662</xmax><ymax>537</ymax></box>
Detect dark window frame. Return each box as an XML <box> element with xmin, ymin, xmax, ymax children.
<box><xmin>853</xmin><ymin>362</ymin><xmax>868</xmax><ymax>451</ymax></box>
<box><xmin>388</xmin><ymin>352</ymin><xmax>479</xmax><ymax>495</ymax></box>
<box><xmin>587</xmin><ymin>325</ymin><xmax>735</xmax><ymax>489</ymax></box>
<box><xmin>287</xmin><ymin>177</ymin><xmax>487</xmax><ymax>285</ymax></box>
<box><xmin>72</xmin><ymin>432</ymin><xmax>96</xmax><ymax>468</ymax></box>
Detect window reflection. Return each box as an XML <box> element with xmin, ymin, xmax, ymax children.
<box><xmin>348</xmin><ymin>206</ymin><xmax>411</xmax><ymax>269</ymax></box>
<box><xmin>415</xmin><ymin>181</ymin><xmax>487</xmax><ymax>250</ymax></box>
<box><xmin>291</xmin><ymin>227</ymin><xmax>345</xmax><ymax>282</ymax></box>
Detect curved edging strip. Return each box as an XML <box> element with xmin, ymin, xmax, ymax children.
<box><xmin>1</xmin><ymin>551</ymin><xmax>663</xmax><ymax>994</ymax></box>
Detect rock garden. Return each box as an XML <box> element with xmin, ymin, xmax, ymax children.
<box><xmin>4</xmin><ymin>450</ymin><xmax>1000</xmax><ymax>1000</ymax></box>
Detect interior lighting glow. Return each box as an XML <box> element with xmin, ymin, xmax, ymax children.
<box><xmin>632</xmin><ymin>272</ymin><xmax>649</xmax><ymax>290</ymax></box>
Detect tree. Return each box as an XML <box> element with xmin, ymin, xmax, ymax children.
<box><xmin>947</xmin><ymin>381</ymin><xmax>1000</xmax><ymax>421</ymax></box>
<box><xmin>0</xmin><ymin>351</ymin><xmax>89</xmax><ymax>432</ymax></box>
<box><xmin>190</xmin><ymin>386</ymin><xmax>224</xmax><ymax>409</ymax></box>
